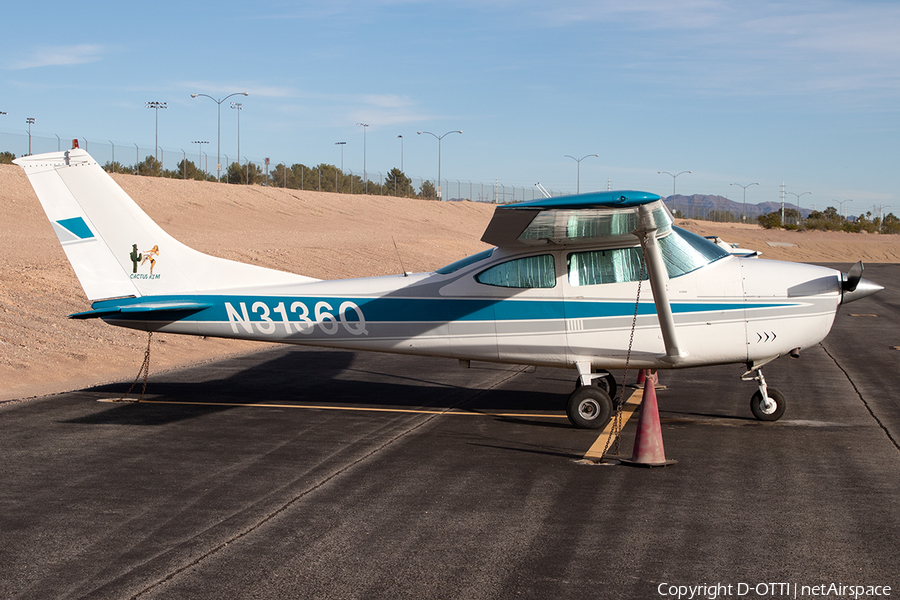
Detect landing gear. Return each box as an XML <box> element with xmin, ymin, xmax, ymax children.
<box><xmin>742</xmin><ymin>367</ymin><xmax>786</xmax><ymax>421</ymax></box>
<box><xmin>750</xmin><ymin>388</ymin><xmax>785</xmax><ymax>421</ymax></box>
<box><xmin>566</xmin><ymin>386</ymin><xmax>613</xmax><ymax>429</ymax></box>
<box><xmin>574</xmin><ymin>369</ymin><xmax>618</xmax><ymax>403</ymax></box>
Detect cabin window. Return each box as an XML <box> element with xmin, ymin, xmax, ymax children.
<box><xmin>475</xmin><ymin>254</ymin><xmax>556</xmax><ymax>288</ymax></box>
<box><xmin>568</xmin><ymin>247</ymin><xmax>648</xmax><ymax>286</ymax></box>
<box><xmin>660</xmin><ymin>227</ymin><xmax>730</xmax><ymax>277</ymax></box>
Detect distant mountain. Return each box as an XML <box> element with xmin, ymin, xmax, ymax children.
<box><xmin>663</xmin><ymin>194</ymin><xmax>812</xmax><ymax>221</ymax></box>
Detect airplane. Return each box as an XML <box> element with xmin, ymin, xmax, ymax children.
<box><xmin>14</xmin><ymin>147</ymin><xmax>883</xmax><ymax>429</ymax></box>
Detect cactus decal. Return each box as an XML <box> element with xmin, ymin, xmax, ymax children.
<box><xmin>129</xmin><ymin>244</ymin><xmax>160</xmax><ymax>279</ymax></box>
<box><xmin>129</xmin><ymin>244</ymin><xmax>140</xmax><ymax>273</ymax></box>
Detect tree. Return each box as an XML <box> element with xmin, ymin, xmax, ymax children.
<box><xmin>0</xmin><ymin>151</ymin><xmax>15</xmax><ymax>165</ymax></box>
<box><xmin>135</xmin><ymin>155</ymin><xmax>162</xmax><ymax>177</ymax></box>
<box><xmin>757</xmin><ymin>211</ymin><xmax>781</xmax><ymax>229</ymax></box>
<box><xmin>384</xmin><ymin>168</ymin><xmax>413</xmax><ymax>197</ymax></box>
<box><xmin>419</xmin><ymin>179</ymin><xmax>437</xmax><ymax>200</ymax></box>
<box><xmin>171</xmin><ymin>159</ymin><xmax>206</xmax><ymax>181</ymax></box>
<box><xmin>882</xmin><ymin>213</ymin><xmax>900</xmax><ymax>234</ymax></box>
<box><xmin>226</xmin><ymin>161</ymin><xmax>263</xmax><ymax>185</ymax></box>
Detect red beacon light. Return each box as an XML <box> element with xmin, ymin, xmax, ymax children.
<box><xmin>72</xmin><ymin>139</ymin><xmax>79</xmax><ymax>149</ymax></box>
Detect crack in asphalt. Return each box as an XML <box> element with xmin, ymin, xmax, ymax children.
<box><xmin>821</xmin><ymin>343</ymin><xmax>900</xmax><ymax>455</ymax></box>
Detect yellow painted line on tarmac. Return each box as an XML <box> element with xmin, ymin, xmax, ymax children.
<box><xmin>582</xmin><ymin>388</ymin><xmax>644</xmax><ymax>460</ymax></box>
<box><xmin>98</xmin><ymin>398</ymin><xmax>568</xmax><ymax>419</ymax></box>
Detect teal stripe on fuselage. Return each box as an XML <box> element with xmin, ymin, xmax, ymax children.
<box><xmin>93</xmin><ymin>295</ymin><xmax>795</xmax><ymax>323</ymax></box>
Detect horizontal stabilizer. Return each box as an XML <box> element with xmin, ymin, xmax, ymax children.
<box><xmin>69</xmin><ymin>300</ymin><xmax>214</xmax><ymax>320</ymax></box>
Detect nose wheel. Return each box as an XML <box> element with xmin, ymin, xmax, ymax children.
<box><xmin>743</xmin><ymin>367</ymin><xmax>786</xmax><ymax>421</ymax></box>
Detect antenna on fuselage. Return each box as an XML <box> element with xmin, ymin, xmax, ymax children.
<box><xmin>391</xmin><ymin>237</ymin><xmax>410</xmax><ymax>277</ymax></box>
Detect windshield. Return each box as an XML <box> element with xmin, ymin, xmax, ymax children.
<box><xmin>436</xmin><ymin>248</ymin><xmax>495</xmax><ymax>274</ymax></box>
<box><xmin>660</xmin><ymin>227</ymin><xmax>731</xmax><ymax>277</ymax></box>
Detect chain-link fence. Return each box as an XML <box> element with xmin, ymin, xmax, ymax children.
<box><xmin>0</xmin><ymin>130</ymin><xmax>566</xmax><ymax>203</ymax></box>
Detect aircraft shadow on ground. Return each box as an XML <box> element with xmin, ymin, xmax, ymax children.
<box><xmin>64</xmin><ymin>346</ymin><xmax>567</xmax><ymax>427</ymax></box>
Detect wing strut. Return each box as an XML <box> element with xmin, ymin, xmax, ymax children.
<box><xmin>635</xmin><ymin>205</ymin><xmax>688</xmax><ymax>364</ymax></box>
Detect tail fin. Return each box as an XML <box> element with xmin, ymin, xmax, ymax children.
<box><xmin>15</xmin><ymin>149</ymin><xmax>315</xmax><ymax>302</ymax></box>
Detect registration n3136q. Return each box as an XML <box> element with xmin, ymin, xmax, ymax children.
<box><xmin>225</xmin><ymin>300</ymin><xmax>368</xmax><ymax>336</ymax></box>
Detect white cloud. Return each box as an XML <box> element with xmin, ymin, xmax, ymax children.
<box><xmin>7</xmin><ymin>44</ymin><xmax>103</xmax><ymax>69</ymax></box>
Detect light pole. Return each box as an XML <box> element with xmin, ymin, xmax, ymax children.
<box><xmin>231</xmin><ymin>102</ymin><xmax>243</xmax><ymax>182</ymax></box>
<box><xmin>837</xmin><ymin>199</ymin><xmax>853</xmax><ymax>219</ymax></box>
<box><xmin>417</xmin><ymin>130</ymin><xmax>462</xmax><ymax>200</ymax></box>
<box><xmin>397</xmin><ymin>135</ymin><xmax>403</xmax><ymax>172</ymax></box>
<box><xmin>730</xmin><ymin>182</ymin><xmax>759</xmax><ymax>223</ymax></box>
<box><xmin>335</xmin><ymin>141</ymin><xmax>346</xmax><ymax>172</ymax></box>
<box><xmin>659</xmin><ymin>170</ymin><xmax>691</xmax><ymax>216</ymax></box>
<box><xmin>145</xmin><ymin>101</ymin><xmax>167</xmax><ymax>161</ymax></box>
<box><xmin>26</xmin><ymin>117</ymin><xmax>35</xmax><ymax>155</ymax></box>
<box><xmin>192</xmin><ymin>140</ymin><xmax>209</xmax><ymax>177</ymax></box>
<box><xmin>335</xmin><ymin>141</ymin><xmax>346</xmax><ymax>192</ymax></box>
<box><xmin>787</xmin><ymin>191</ymin><xmax>811</xmax><ymax>226</ymax></box>
<box><xmin>356</xmin><ymin>123</ymin><xmax>369</xmax><ymax>193</ymax></box>
<box><xmin>191</xmin><ymin>91</ymin><xmax>248</xmax><ymax>182</ymax></box>
<box><xmin>563</xmin><ymin>153</ymin><xmax>599</xmax><ymax>194</ymax></box>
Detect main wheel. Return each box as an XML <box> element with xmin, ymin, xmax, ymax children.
<box><xmin>750</xmin><ymin>388</ymin><xmax>786</xmax><ymax>421</ymax></box>
<box><xmin>566</xmin><ymin>386</ymin><xmax>613</xmax><ymax>429</ymax></box>
<box><xmin>574</xmin><ymin>370</ymin><xmax>618</xmax><ymax>403</ymax></box>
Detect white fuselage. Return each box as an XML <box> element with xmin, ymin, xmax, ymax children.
<box><xmin>102</xmin><ymin>248</ymin><xmax>842</xmax><ymax>372</ymax></box>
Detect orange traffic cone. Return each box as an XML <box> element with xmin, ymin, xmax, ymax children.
<box><xmin>621</xmin><ymin>369</ymin><xmax>676</xmax><ymax>467</ymax></box>
<box><xmin>635</xmin><ymin>369</ymin><xmax>665</xmax><ymax>390</ymax></box>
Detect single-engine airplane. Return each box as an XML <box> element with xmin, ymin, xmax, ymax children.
<box><xmin>15</xmin><ymin>148</ymin><xmax>883</xmax><ymax>428</ymax></box>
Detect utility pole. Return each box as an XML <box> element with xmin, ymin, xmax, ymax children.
<box><xmin>780</xmin><ymin>181</ymin><xmax>785</xmax><ymax>226</ymax></box>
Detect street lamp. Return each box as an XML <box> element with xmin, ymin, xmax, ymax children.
<box><xmin>0</xmin><ymin>111</ymin><xmax>6</xmax><ymax>151</ymax></box>
<box><xmin>787</xmin><ymin>191</ymin><xmax>811</xmax><ymax>226</ymax></box>
<box><xmin>231</xmin><ymin>102</ymin><xmax>243</xmax><ymax>182</ymax></box>
<box><xmin>397</xmin><ymin>135</ymin><xmax>403</xmax><ymax>172</ymax></box>
<box><xmin>730</xmin><ymin>182</ymin><xmax>759</xmax><ymax>223</ymax></box>
<box><xmin>191</xmin><ymin>91</ymin><xmax>249</xmax><ymax>182</ymax></box>
<box><xmin>145</xmin><ymin>101</ymin><xmax>167</xmax><ymax>161</ymax></box>
<box><xmin>417</xmin><ymin>130</ymin><xmax>462</xmax><ymax>200</ymax></box>
<box><xmin>192</xmin><ymin>140</ymin><xmax>209</xmax><ymax>177</ymax></box>
<box><xmin>659</xmin><ymin>170</ymin><xmax>691</xmax><ymax>216</ymax></box>
<box><xmin>356</xmin><ymin>123</ymin><xmax>369</xmax><ymax>193</ymax></box>
<box><xmin>563</xmin><ymin>154</ymin><xmax>599</xmax><ymax>195</ymax></box>
<box><xmin>26</xmin><ymin>117</ymin><xmax>35</xmax><ymax>155</ymax></box>
<box><xmin>836</xmin><ymin>199</ymin><xmax>853</xmax><ymax>219</ymax></box>
<box><xmin>335</xmin><ymin>141</ymin><xmax>346</xmax><ymax>192</ymax></box>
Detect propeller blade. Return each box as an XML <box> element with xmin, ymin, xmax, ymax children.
<box><xmin>842</xmin><ymin>261</ymin><xmax>863</xmax><ymax>293</ymax></box>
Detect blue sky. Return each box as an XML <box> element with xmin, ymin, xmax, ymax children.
<box><xmin>2</xmin><ymin>0</ymin><xmax>899</xmax><ymax>213</ymax></box>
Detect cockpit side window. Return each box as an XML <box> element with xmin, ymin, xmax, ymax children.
<box><xmin>475</xmin><ymin>254</ymin><xmax>556</xmax><ymax>288</ymax></box>
<box><xmin>567</xmin><ymin>247</ymin><xmax>648</xmax><ymax>286</ymax></box>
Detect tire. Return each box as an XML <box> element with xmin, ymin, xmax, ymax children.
<box><xmin>750</xmin><ymin>388</ymin><xmax>786</xmax><ymax>421</ymax></box>
<box><xmin>566</xmin><ymin>386</ymin><xmax>613</xmax><ymax>429</ymax></box>
<box><xmin>574</xmin><ymin>370</ymin><xmax>618</xmax><ymax>402</ymax></box>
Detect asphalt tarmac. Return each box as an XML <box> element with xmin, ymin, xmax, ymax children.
<box><xmin>1</xmin><ymin>264</ymin><xmax>898</xmax><ymax>600</ymax></box>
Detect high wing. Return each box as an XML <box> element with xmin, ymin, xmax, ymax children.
<box><xmin>481</xmin><ymin>191</ymin><xmax>669</xmax><ymax>248</ymax></box>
